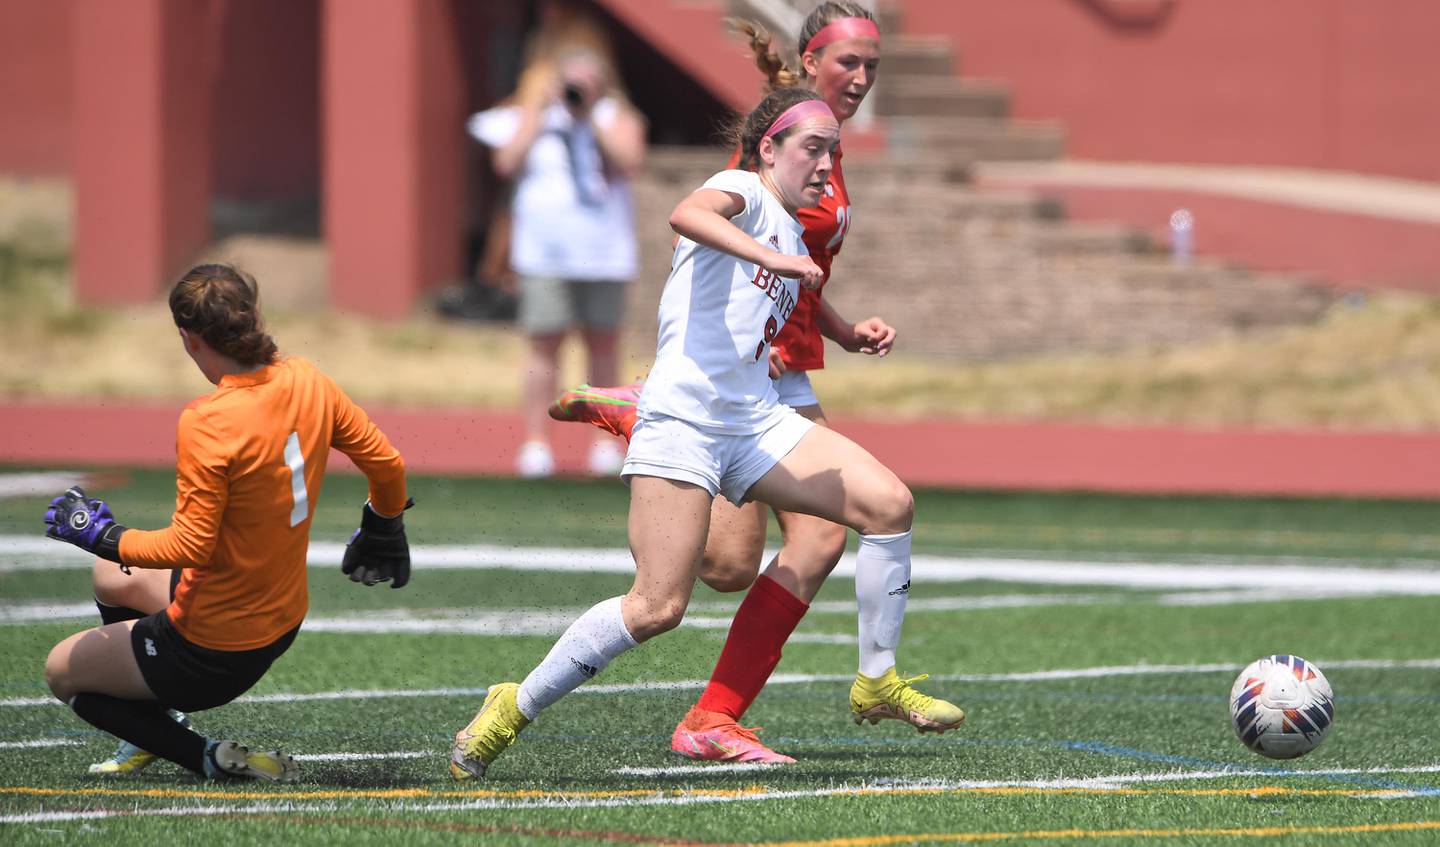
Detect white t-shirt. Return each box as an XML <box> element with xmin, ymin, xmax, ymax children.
<box><xmin>467</xmin><ymin>99</ymin><xmax>637</xmax><ymax>281</ymax></box>
<box><xmin>638</xmin><ymin>170</ymin><xmax>806</xmax><ymax>434</ymax></box>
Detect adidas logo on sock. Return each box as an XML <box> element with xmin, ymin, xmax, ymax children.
<box><xmin>570</xmin><ymin>657</ymin><xmax>599</xmax><ymax>678</ymax></box>
<box><xmin>888</xmin><ymin>581</ymin><xmax>910</xmax><ymax>596</ymax></box>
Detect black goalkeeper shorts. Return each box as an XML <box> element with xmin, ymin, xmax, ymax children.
<box><xmin>130</xmin><ymin>611</ymin><xmax>298</xmax><ymax>712</ymax></box>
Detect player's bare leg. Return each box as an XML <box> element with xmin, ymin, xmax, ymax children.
<box><xmin>697</xmin><ymin>498</ymin><xmax>768</xmax><ymax>593</ymax></box>
<box><xmin>749</xmin><ymin>426</ymin><xmax>965</xmax><ymax>733</ymax></box>
<box><xmin>579</xmin><ymin>325</ymin><xmax>627</xmax><ymax>474</ymax></box>
<box><xmin>519</xmin><ymin>333</ymin><xmax>565</xmax><ymax>477</ymax></box>
<box><xmin>457</xmin><ymin>477</ymin><xmax>712</xmax><ymax>778</ymax></box>
<box><xmin>93</xmin><ymin>558</ymin><xmax>170</xmax><ymax>617</ymax></box>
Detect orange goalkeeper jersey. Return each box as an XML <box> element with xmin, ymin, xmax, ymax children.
<box><xmin>118</xmin><ymin>357</ymin><xmax>408</xmax><ymax>650</ymax></box>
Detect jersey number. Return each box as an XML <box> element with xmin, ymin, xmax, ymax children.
<box><xmin>283</xmin><ymin>432</ymin><xmax>309</xmax><ymax>528</ymax></box>
<box><xmin>754</xmin><ymin>315</ymin><xmax>779</xmax><ymax>362</ymax></box>
<box><xmin>825</xmin><ymin>205</ymin><xmax>851</xmax><ymax>251</ymax></box>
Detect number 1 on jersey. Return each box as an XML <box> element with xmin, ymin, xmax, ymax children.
<box><xmin>283</xmin><ymin>432</ymin><xmax>309</xmax><ymax>527</ymax></box>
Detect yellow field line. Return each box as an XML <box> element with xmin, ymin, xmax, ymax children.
<box><xmin>759</xmin><ymin>820</ymin><xmax>1440</xmax><ymax>846</ymax></box>
<box><xmin>0</xmin><ymin>784</ymin><xmax>1416</xmax><ymax>802</ymax></box>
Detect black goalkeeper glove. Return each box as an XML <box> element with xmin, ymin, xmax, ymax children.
<box><xmin>341</xmin><ymin>498</ymin><xmax>414</xmax><ymax>588</ymax></box>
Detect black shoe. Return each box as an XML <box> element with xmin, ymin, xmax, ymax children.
<box><xmin>436</xmin><ymin>284</ymin><xmax>516</xmax><ymax>323</ymax></box>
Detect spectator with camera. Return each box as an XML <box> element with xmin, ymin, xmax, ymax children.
<box><xmin>468</xmin><ymin>17</ymin><xmax>646</xmax><ymax>479</ymax></box>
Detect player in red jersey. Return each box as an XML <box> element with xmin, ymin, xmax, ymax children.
<box><xmin>552</xmin><ymin>3</ymin><xmax>963</xmax><ymax>763</ymax></box>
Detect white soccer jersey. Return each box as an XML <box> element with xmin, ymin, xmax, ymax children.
<box><xmin>638</xmin><ymin>170</ymin><xmax>806</xmax><ymax>434</ymax></box>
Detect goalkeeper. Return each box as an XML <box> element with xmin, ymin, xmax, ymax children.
<box><xmin>42</xmin><ymin>264</ymin><xmax>411</xmax><ymax>782</ymax></box>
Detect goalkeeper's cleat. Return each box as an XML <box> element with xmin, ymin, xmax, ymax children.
<box><xmin>450</xmin><ymin>683</ymin><xmax>529</xmax><ymax>780</ymax></box>
<box><xmin>87</xmin><ymin>709</ymin><xmax>189</xmax><ymax>775</ymax></box>
<box><xmin>850</xmin><ymin>668</ymin><xmax>965</xmax><ymax>733</ymax></box>
<box><xmin>548</xmin><ymin>383</ymin><xmax>640</xmax><ymax>442</ymax></box>
<box><xmin>88</xmin><ymin>740</ymin><xmax>157</xmax><ymax>775</ymax></box>
<box><xmin>208</xmin><ymin>740</ymin><xmax>300</xmax><ymax>783</ymax></box>
<box><xmin>670</xmin><ymin>706</ymin><xmax>796</xmax><ymax>764</ymax></box>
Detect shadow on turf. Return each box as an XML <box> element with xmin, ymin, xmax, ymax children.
<box><xmin>299</xmin><ymin>763</ymin><xmax>437</xmax><ymax>788</ymax></box>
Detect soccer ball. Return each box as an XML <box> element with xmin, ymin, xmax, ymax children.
<box><xmin>1229</xmin><ymin>654</ymin><xmax>1335</xmax><ymax>759</ymax></box>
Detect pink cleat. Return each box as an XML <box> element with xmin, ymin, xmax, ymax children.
<box><xmin>669</xmin><ymin>706</ymin><xmax>796</xmax><ymax>764</ymax></box>
<box><xmin>548</xmin><ymin>383</ymin><xmax>640</xmax><ymax>442</ymax></box>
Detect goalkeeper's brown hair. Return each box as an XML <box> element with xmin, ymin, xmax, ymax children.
<box><xmin>169</xmin><ymin>264</ymin><xmax>279</xmax><ymax>367</ymax></box>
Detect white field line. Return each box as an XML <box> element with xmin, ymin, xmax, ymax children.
<box><xmin>0</xmin><ymin>597</ymin><xmax>1112</xmax><ymax>628</ymax></box>
<box><xmin>612</xmin><ymin>762</ymin><xmax>785</xmax><ymax>776</ymax></box>
<box><xmin>0</xmin><ymin>472</ymin><xmax>87</xmax><ymax>499</ymax></box>
<box><xmin>0</xmin><ymin>802</ymin><xmax>329</xmax><ymax>825</ymax></box>
<box><xmin>4</xmin><ymin>657</ymin><xmax>1438</xmax><ymax>709</ymax></box>
<box><xmin>1092</xmin><ymin>764</ymin><xmax>1440</xmax><ymax>785</ymax></box>
<box><xmin>0</xmin><ymin>604</ymin><xmax>856</xmax><ymax>643</ymax></box>
<box><xmin>0</xmin><ymin>738</ymin><xmax>80</xmax><ymax>749</ymax></box>
<box><xmin>0</xmin><ymin>587</ymin><xmax>1394</xmax><ymax>629</ymax></box>
<box><xmin>291</xmin><ymin>751</ymin><xmax>430</xmax><ymax>762</ymax></box>
<box><xmin>4</xmin><ymin>536</ymin><xmax>1440</xmax><ymax>596</ymax></box>
<box><xmin>0</xmin><ymin>586</ymin><xmax>1377</xmax><ymax>633</ymax></box>
<box><xmin>4</xmin><ymin>765</ymin><xmax>1439</xmax><ymax>823</ymax></box>
<box><xmin>785</xmin><ymin>633</ymin><xmax>857</xmax><ymax>644</ymax></box>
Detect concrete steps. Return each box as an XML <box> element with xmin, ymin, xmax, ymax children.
<box><xmin>884</xmin><ymin>117</ymin><xmax>1067</xmax><ymax>162</ymax></box>
<box><xmin>881</xmin><ymin>35</ymin><xmax>956</xmax><ymax>77</ymax></box>
<box><xmin>873</xmin><ymin>76</ymin><xmax>1011</xmax><ymax>119</ymax></box>
<box><xmin>625</xmin><ymin>146</ymin><xmax>1336</xmax><ymax>361</ymax></box>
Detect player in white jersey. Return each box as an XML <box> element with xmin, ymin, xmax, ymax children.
<box><xmin>451</xmin><ymin>86</ymin><xmax>919</xmax><ymax>778</ymax></box>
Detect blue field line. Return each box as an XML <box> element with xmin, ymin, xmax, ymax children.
<box><xmin>1057</xmin><ymin>740</ymin><xmax>1440</xmax><ymax>795</ymax></box>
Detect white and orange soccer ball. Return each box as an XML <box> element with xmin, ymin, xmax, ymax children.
<box><xmin>1229</xmin><ymin>654</ymin><xmax>1335</xmax><ymax>759</ymax></box>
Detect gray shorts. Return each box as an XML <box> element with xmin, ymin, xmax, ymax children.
<box><xmin>518</xmin><ymin>276</ymin><xmax>628</xmax><ymax>335</ymax></box>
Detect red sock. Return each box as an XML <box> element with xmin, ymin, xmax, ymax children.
<box><xmin>695</xmin><ymin>574</ymin><xmax>809</xmax><ymax>720</ymax></box>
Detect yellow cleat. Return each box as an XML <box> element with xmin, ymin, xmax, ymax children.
<box><xmin>450</xmin><ymin>683</ymin><xmax>530</xmax><ymax>780</ymax></box>
<box><xmin>850</xmin><ymin>669</ymin><xmax>965</xmax><ymax>733</ymax></box>
<box><xmin>87</xmin><ymin>741</ymin><xmax>157</xmax><ymax>775</ymax></box>
<box><xmin>88</xmin><ymin>710</ymin><xmax>189</xmax><ymax>776</ymax></box>
<box><xmin>209</xmin><ymin>740</ymin><xmax>300</xmax><ymax>783</ymax></box>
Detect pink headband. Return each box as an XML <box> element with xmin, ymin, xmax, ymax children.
<box><xmin>763</xmin><ymin>99</ymin><xmax>838</xmax><ymax>139</ymax></box>
<box><xmin>803</xmin><ymin>17</ymin><xmax>881</xmax><ymax>55</ymax></box>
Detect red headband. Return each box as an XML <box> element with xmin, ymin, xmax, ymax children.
<box><xmin>763</xmin><ymin>99</ymin><xmax>838</xmax><ymax>139</ymax></box>
<box><xmin>803</xmin><ymin>17</ymin><xmax>880</xmax><ymax>55</ymax></box>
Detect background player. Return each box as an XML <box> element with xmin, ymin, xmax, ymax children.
<box><xmin>451</xmin><ymin>87</ymin><xmax>929</xmax><ymax>779</ymax></box>
<box><xmin>43</xmin><ymin>264</ymin><xmax>412</xmax><ymax>782</ymax></box>
<box><xmin>551</xmin><ymin>2</ymin><xmax>962</xmax><ymax>762</ymax></box>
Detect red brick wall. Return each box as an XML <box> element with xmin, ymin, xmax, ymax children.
<box><xmin>0</xmin><ymin>0</ymin><xmax>72</xmax><ymax>173</ymax></box>
<box><xmin>904</xmin><ymin>0</ymin><xmax>1440</xmax><ymax>181</ymax></box>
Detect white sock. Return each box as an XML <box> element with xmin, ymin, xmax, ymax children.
<box><xmin>855</xmin><ymin>529</ymin><xmax>912</xmax><ymax>678</ymax></box>
<box><xmin>515</xmin><ymin>596</ymin><xmax>637</xmax><ymax>719</ymax></box>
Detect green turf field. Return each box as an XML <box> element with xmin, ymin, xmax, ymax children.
<box><xmin>2</xmin><ymin>467</ymin><xmax>1438</xmax><ymax>845</ymax></box>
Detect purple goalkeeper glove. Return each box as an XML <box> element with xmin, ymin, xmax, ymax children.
<box><xmin>44</xmin><ymin>486</ymin><xmax>127</xmax><ymax>565</ymax></box>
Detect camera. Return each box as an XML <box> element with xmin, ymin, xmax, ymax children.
<box><xmin>563</xmin><ymin>82</ymin><xmax>585</xmax><ymax>107</ymax></box>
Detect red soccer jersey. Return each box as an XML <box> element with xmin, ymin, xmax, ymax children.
<box><xmin>783</xmin><ymin>146</ymin><xmax>849</xmax><ymax>371</ymax></box>
<box><xmin>725</xmin><ymin>145</ymin><xmax>850</xmax><ymax>372</ymax></box>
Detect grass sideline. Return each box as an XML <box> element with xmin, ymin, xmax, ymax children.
<box><xmin>4</xmin><ymin>176</ymin><xmax>1440</xmax><ymax>428</ymax></box>
<box><xmin>3</xmin><ymin>467</ymin><xmax>1440</xmax><ymax>844</ymax></box>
